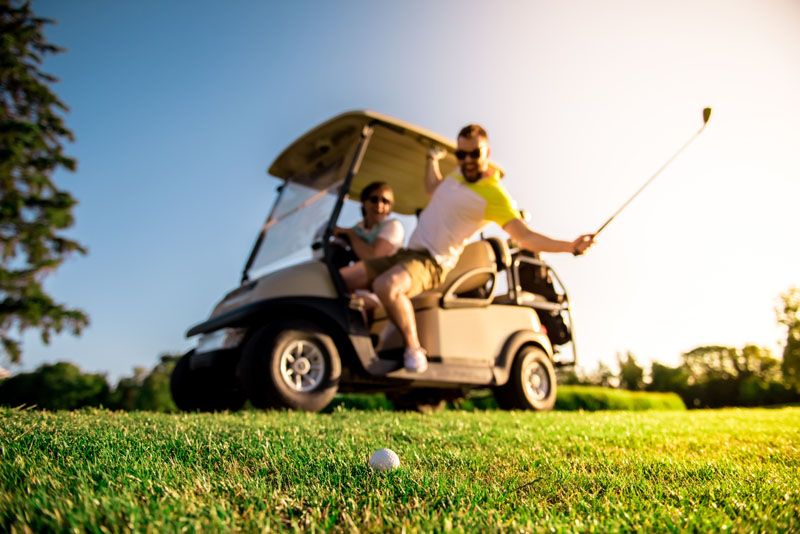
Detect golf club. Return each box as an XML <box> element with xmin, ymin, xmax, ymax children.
<box><xmin>594</xmin><ymin>107</ymin><xmax>712</xmax><ymax>237</ymax></box>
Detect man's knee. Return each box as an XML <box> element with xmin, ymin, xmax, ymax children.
<box><xmin>373</xmin><ymin>268</ymin><xmax>411</xmax><ymax>300</ymax></box>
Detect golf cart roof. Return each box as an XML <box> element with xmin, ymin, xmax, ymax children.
<box><xmin>267</xmin><ymin>110</ymin><xmax>505</xmax><ymax>215</ymax></box>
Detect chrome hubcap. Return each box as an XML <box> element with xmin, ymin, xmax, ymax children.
<box><xmin>522</xmin><ymin>357</ymin><xmax>550</xmax><ymax>402</ymax></box>
<box><xmin>279</xmin><ymin>340</ymin><xmax>325</xmax><ymax>392</ymax></box>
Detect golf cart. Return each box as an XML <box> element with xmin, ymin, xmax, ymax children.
<box><xmin>171</xmin><ymin>111</ymin><xmax>577</xmax><ymax>412</ymax></box>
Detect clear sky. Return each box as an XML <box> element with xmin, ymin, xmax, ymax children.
<box><xmin>16</xmin><ymin>0</ymin><xmax>800</xmax><ymax>380</ymax></box>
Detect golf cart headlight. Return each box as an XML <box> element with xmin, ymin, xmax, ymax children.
<box><xmin>195</xmin><ymin>328</ymin><xmax>245</xmax><ymax>354</ymax></box>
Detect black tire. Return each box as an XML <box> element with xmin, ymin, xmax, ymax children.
<box><xmin>170</xmin><ymin>350</ymin><xmax>247</xmax><ymax>412</ymax></box>
<box><xmin>494</xmin><ymin>345</ymin><xmax>557</xmax><ymax>411</ymax></box>
<box><xmin>237</xmin><ymin>322</ymin><xmax>341</xmax><ymax>412</ymax></box>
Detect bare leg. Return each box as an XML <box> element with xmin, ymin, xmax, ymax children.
<box><xmin>372</xmin><ymin>266</ymin><xmax>420</xmax><ymax>349</ymax></box>
<box><xmin>339</xmin><ymin>262</ymin><xmax>369</xmax><ymax>292</ymax></box>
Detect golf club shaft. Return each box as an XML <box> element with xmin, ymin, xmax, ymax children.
<box><xmin>595</xmin><ymin>120</ymin><xmax>709</xmax><ymax>237</ymax></box>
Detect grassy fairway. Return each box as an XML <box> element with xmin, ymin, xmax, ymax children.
<box><xmin>1</xmin><ymin>408</ymin><xmax>798</xmax><ymax>532</ymax></box>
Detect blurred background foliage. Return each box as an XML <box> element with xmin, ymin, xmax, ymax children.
<box><xmin>0</xmin><ymin>354</ymin><xmax>178</xmax><ymax>412</ymax></box>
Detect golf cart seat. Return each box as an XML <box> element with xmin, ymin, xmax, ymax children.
<box><xmin>371</xmin><ymin>238</ymin><xmax>510</xmax><ymax>320</ymax></box>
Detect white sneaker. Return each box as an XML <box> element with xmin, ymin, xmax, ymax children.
<box><xmin>404</xmin><ymin>346</ymin><xmax>428</xmax><ymax>373</ymax></box>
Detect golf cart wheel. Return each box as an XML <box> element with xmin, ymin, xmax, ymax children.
<box><xmin>170</xmin><ymin>350</ymin><xmax>247</xmax><ymax>412</ymax></box>
<box><xmin>238</xmin><ymin>322</ymin><xmax>341</xmax><ymax>412</ymax></box>
<box><xmin>494</xmin><ymin>345</ymin><xmax>556</xmax><ymax>411</ymax></box>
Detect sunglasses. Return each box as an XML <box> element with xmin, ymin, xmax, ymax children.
<box><xmin>455</xmin><ymin>148</ymin><xmax>483</xmax><ymax>160</ymax></box>
<box><xmin>368</xmin><ymin>195</ymin><xmax>393</xmax><ymax>206</ymax></box>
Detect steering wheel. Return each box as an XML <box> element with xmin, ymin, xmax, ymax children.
<box><xmin>312</xmin><ymin>233</ymin><xmax>359</xmax><ymax>269</ymax></box>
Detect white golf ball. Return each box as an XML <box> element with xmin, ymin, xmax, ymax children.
<box><xmin>369</xmin><ymin>448</ymin><xmax>400</xmax><ymax>471</ymax></box>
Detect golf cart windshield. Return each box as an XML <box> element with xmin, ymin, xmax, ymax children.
<box><xmin>246</xmin><ymin>178</ymin><xmax>419</xmax><ymax>279</ymax></box>
<box><xmin>246</xmin><ymin>163</ymin><xmax>340</xmax><ymax>278</ymax></box>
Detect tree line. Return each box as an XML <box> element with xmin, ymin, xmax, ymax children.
<box><xmin>0</xmin><ymin>355</ymin><xmax>179</xmax><ymax>412</ymax></box>
<box><xmin>560</xmin><ymin>287</ymin><xmax>800</xmax><ymax>408</ymax></box>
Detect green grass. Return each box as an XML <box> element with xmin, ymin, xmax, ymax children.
<box><xmin>1</xmin><ymin>408</ymin><xmax>798</xmax><ymax>532</ymax></box>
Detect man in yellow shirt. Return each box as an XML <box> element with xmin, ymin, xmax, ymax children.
<box><xmin>340</xmin><ymin>124</ymin><xmax>595</xmax><ymax>372</ymax></box>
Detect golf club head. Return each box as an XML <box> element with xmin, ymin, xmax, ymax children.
<box><xmin>595</xmin><ymin>106</ymin><xmax>714</xmax><ymax>237</ymax></box>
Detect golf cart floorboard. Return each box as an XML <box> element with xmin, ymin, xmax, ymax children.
<box><xmin>379</xmin><ymin>360</ymin><xmax>494</xmax><ymax>384</ymax></box>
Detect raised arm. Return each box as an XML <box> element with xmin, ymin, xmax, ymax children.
<box><xmin>503</xmin><ymin>218</ymin><xmax>595</xmax><ymax>256</ymax></box>
<box><xmin>424</xmin><ymin>147</ymin><xmax>446</xmax><ymax>195</ymax></box>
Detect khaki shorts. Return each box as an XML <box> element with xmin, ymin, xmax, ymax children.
<box><xmin>363</xmin><ymin>249</ymin><xmax>448</xmax><ymax>298</ymax></box>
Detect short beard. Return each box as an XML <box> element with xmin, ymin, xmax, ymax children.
<box><xmin>461</xmin><ymin>165</ymin><xmax>485</xmax><ymax>183</ymax></box>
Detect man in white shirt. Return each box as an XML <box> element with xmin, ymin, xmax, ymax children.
<box><xmin>340</xmin><ymin>124</ymin><xmax>595</xmax><ymax>372</ymax></box>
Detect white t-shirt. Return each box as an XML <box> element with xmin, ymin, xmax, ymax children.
<box><xmin>354</xmin><ymin>218</ymin><xmax>404</xmax><ymax>252</ymax></box>
<box><xmin>407</xmin><ymin>170</ymin><xmax>519</xmax><ymax>270</ymax></box>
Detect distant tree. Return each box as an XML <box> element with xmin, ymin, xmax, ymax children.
<box><xmin>648</xmin><ymin>362</ymin><xmax>689</xmax><ymax>393</ymax></box>
<box><xmin>107</xmin><ymin>366</ymin><xmax>148</xmax><ymax>411</ymax></box>
<box><xmin>682</xmin><ymin>345</ymin><xmax>780</xmax><ymax>385</ymax></box>
<box><xmin>617</xmin><ymin>351</ymin><xmax>645</xmax><ymax>391</ymax></box>
<box><xmin>0</xmin><ymin>1</ymin><xmax>88</xmax><ymax>363</ymax></box>
<box><xmin>135</xmin><ymin>354</ymin><xmax>178</xmax><ymax>412</ymax></box>
<box><xmin>109</xmin><ymin>354</ymin><xmax>179</xmax><ymax>412</ymax></box>
<box><xmin>0</xmin><ymin>361</ymin><xmax>108</xmax><ymax>409</ymax></box>
<box><xmin>581</xmin><ymin>361</ymin><xmax>617</xmax><ymax>388</ymax></box>
<box><xmin>679</xmin><ymin>344</ymin><xmax>785</xmax><ymax>407</ymax></box>
<box><xmin>777</xmin><ymin>287</ymin><xmax>800</xmax><ymax>390</ymax></box>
